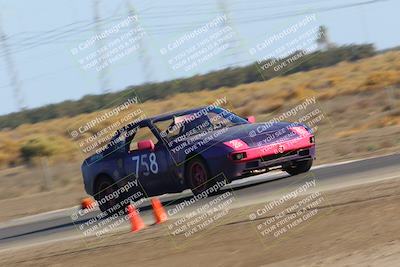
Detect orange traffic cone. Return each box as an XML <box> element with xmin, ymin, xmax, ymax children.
<box><xmin>127</xmin><ymin>204</ymin><xmax>145</xmax><ymax>232</ymax></box>
<box><xmin>151</xmin><ymin>198</ymin><xmax>167</xmax><ymax>224</ymax></box>
<box><xmin>81</xmin><ymin>197</ymin><xmax>95</xmax><ymax>210</ymax></box>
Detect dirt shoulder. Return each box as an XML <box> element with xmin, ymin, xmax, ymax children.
<box><xmin>0</xmin><ymin>51</ymin><xmax>400</xmax><ymax>223</ymax></box>
<box><xmin>2</xmin><ymin>176</ymin><xmax>400</xmax><ymax>266</ymax></box>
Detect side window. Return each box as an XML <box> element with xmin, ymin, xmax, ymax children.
<box><xmin>154</xmin><ymin>118</ymin><xmax>175</xmax><ymax>140</ymax></box>
<box><xmin>129</xmin><ymin>126</ymin><xmax>158</xmax><ymax>151</ymax></box>
<box><xmin>105</xmin><ymin>130</ymin><xmax>128</xmax><ymax>155</ymax></box>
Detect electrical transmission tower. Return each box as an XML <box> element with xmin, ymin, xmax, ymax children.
<box><xmin>0</xmin><ymin>14</ymin><xmax>26</xmax><ymax>110</ymax></box>
<box><xmin>217</xmin><ymin>0</ymin><xmax>239</xmax><ymax>61</ymax></box>
<box><xmin>126</xmin><ymin>0</ymin><xmax>154</xmax><ymax>83</ymax></box>
<box><xmin>93</xmin><ymin>0</ymin><xmax>110</xmax><ymax>93</ymax></box>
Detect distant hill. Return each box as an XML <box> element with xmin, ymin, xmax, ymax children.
<box><xmin>0</xmin><ymin>44</ymin><xmax>375</xmax><ymax>129</ymax></box>
<box><xmin>0</xmin><ymin>48</ymin><xmax>399</xmax><ymax>168</ymax></box>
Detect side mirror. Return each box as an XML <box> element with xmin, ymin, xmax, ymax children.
<box><xmin>247</xmin><ymin>116</ymin><xmax>256</xmax><ymax>123</ymax></box>
<box><xmin>137</xmin><ymin>139</ymin><xmax>155</xmax><ymax>151</ymax></box>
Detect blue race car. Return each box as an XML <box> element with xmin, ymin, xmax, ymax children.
<box><xmin>82</xmin><ymin>106</ymin><xmax>315</xmax><ymax>212</ymax></box>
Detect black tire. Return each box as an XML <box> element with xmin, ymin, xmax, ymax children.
<box><xmin>185</xmin><ymin>158</ymin><xmax>217</xmax><ymax>196</ymax></box>
<box><xmin>285</xmin><ymin>159</ymin><xmax>313</xmax><ymax>176</ymax></box>
<box><xmin>93</xmin><ymin>175</ymin><xmax>123</xmax><ymax>215</ymax></box>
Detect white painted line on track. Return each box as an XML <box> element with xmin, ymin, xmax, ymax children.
<box><xmin>1</xmin><ymin>153</ymin><xmax>398</xmax><ymax>229</ymax></box>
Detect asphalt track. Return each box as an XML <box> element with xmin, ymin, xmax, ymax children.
<box><xmin>0</xmin><ymin>153</ymin><xmax>399</xmax><ymax>251</ymax></box>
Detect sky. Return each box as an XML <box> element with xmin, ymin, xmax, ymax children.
<box><xmin>0</xmin><ymin>0</ymin><xmax>399</xmax><ymax>115</ymax></box>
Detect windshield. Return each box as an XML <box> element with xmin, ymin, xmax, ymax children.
<box><xmin>154</xmin><ymin>107</ymin><xmax>248</xmax><ymax>141</ymax></box>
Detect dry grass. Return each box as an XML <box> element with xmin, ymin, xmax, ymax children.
<box><xmin>0</xmin><ymin>50</ymin><xmax>399</xmax><ymax>206</ymax></box>
<box><xmin>0</xmin><ymin>52</ymin><xmax>399</xmax><ymax>168</ymax></box>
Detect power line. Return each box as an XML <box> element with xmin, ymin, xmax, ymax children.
<box><xmin>0</xmin><ymin>0</ymin><xmax>385</xmax><ymax>59</ymax></box>
<box><xmin>0</xmin><ymin>13</ymin><xmax>26</xmax><ymax>111</ymax></box>
<box><xmin>126</xmin><ymin>0</ymin><xmax>154</xmax><ymax>82</ymax></box>
<box><xmin>93</xmin><ymin>0</ymin><xmax>110</xmax><ymax>93</ymax></box>
<box><xmin>0</xmin><ymin>6</ymin><xmax>153</xmax><ymax>58</ymax></box>
<box><xmin>0</xmin><ymin>0</ymin><xmax>388</xmax><ymax>90</ymax></box>
<box><xmin>1</xmin><ymin>0</ymin><xmax>384</xmax><ymax>47</ymax></box>
<box><xmin>3</xmin><ymin>4</ymin><xmax>154</xmax><ymax>49</ymax></box>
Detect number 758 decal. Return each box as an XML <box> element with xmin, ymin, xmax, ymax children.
<box><xmin>131</xmin><ymin>152</ymin><xmax>159</xmax><ymax>178</ymax></box>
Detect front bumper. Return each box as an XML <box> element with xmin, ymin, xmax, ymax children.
<box><xmin>225</xmin><ymin>143</ymin><xmax>316</xmax><ymax>181</ymax></box>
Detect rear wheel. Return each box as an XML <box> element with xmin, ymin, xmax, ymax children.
<box><xmin>94</xmin><ymin>175</ymin><xmax>123</xmax><ymax>215</ymax></box>
<box><xmin>186</xmin><ymin>158</ymin><xmax>216</xmax><ymax>196</ymax></box>
<box><xmin>285</xmin><ymin>159</ymin><xmax>313</xmax><ymax>176</ymax></box>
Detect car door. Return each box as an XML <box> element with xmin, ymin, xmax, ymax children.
<box><xmin>124</xmin><ymin>124</ymin><xmax>173</xmax><ymax>196</ymax></box>
<box><xmin>100</xmin><ymin>130</ymin><xmax>129</xmax><ymax>183</ymax></box>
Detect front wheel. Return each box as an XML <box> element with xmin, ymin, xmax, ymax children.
<box><xmin>285</xmin><ymin>159</ymin><xmax>313</xmax><ymax>176</ymax></box>
<box><xmin>186</xmin><ymin>158</ymin><xmax>216</xmax><ymax>196</ymax></box>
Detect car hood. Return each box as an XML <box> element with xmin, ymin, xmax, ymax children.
<box><xmin>183</xmin><ymin>122</ymin><xmax>302</xmax><ymax>149</ymax></box>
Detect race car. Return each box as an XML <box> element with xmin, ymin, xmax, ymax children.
<box><xmin>81</xmin><ymin>106</ymin><xmax>315</xmax><ymax>212</ymax></box>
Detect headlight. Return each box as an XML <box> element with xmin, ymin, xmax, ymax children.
<box><xmin>231</xmin><ymin>152</ymin><xmax>247</xmax><ymax>160</ymax></box>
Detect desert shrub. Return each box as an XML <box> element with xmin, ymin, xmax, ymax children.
<box><xmin>0</xmin><ymin>152</ymin><xmax>9</xmax><ymax>168</ymax></box>
<box><xmin>363</xmin><ymin>71</ymin><xmax>399</xmax><ymax>88</ymax></box>
<box><xmin>0</xmin><ymin>44</ymin><xmax>377</xmax><ymax>129</ymax></box>
<box><xmin>20</xmin><ymin>137</ymin><xmax>55</xmax><ymax>163</ymax></box>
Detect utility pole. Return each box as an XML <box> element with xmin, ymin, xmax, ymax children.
<box><xmin>217</xmin><ymin>0</ymin><xmax>239</xmax><ymax>65</ymax></box>
<box><xmin>93</xmin><ymin>0</ymin><xmax>110</xmax><ymax>93</ymax></box>
<box><xmin>126</xmin><ymin>0</ymin><xmax>153</xmax><ymax>83</ymax></box>
<box><xmin>0</xmin><ymin>13</ymin><xmax>26</xmax><ymax>110</ymax></box>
